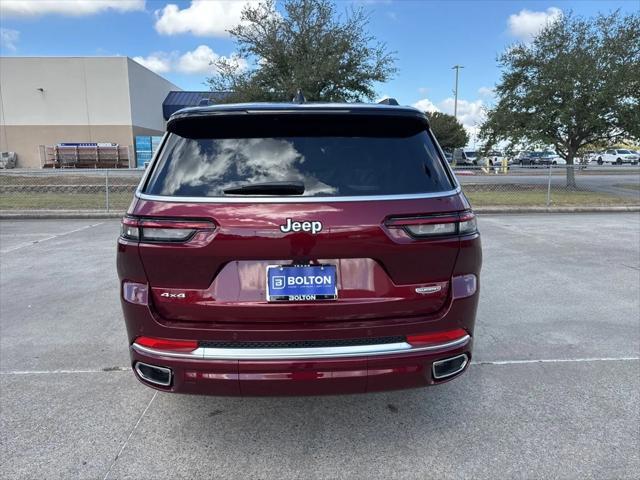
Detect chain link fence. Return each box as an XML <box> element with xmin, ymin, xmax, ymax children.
<box><xmin>0</xmin><ymin>169</ymin><xmax>144</xmax><ymax>212</ymax></box>
<box><xmin>454</xmin><ymin>164</ymin><xmax>639</xmax><ymax>207</ymax></box>
<box><xmin>0</xmin><ymin>165</ymin><xmax>638</xmax><ymax>212</ymax></box>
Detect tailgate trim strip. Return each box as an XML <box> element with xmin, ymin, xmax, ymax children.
<box><xmin>135</xmin><ymin>186</ymin><xmax>462</xmax><ymax>204</ymax></box>
<box><xmin>131</xmin><ymin>335</ymin><xmax>470</xmax><ymax>360</ymax></box>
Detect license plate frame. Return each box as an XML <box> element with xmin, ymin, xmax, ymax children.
<box><xmin>266</xmin><ymin>264</ymin><xmax>338</xmax><ymax>302</ymax></box>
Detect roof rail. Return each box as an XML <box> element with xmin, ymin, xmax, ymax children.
<box><xmin>292</xmin><ymin>89</ymin><xmax>306</xmax><ymax>104</ymax></box>
<box><xmin>378</xmin><ymin>97</ymin><xmax>399</xmax><ymax>106</ymax></box>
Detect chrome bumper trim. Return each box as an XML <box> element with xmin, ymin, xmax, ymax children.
<box><xmin>131</xmin><ymin>335</ymin><xmax>470</xmax><ymax>361</ymax></box>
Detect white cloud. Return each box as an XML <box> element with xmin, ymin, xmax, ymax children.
<box><xmin>0</xmin><ymin>0</ymin><xmax>145</xmax><ymax>17</ymax></box>
<box><xmin>413</xmin><ymin>98</ymin><xmax>439</xmax><ymax>113</ymax></box>
<box><xmin>478</xmin><ymin>86</ymin><xmax>494</xmax><ymax>98</ymax></box>
<box><xmin>176</xmin><ymin>45</ymin><xmax>218</xmax><ymax>74</ymax></box>
<box><xmin>413</xmin><ymin>96</ymin><xmax>486</xmax><ymax>140</ymax></box>
<box><xmin>133</xmin><ymin>45</ymin><xmax>247</xmax><ymax>76</ymax></box>
<box><xmin>507</xmin><ymin>7</ymin><xmax>562</xmax><ymax>41</ymax></box>
<box><xmin>176</xmin><ymin>45</ymin><xmax>247</xmax><ymax>74</ymax></box>
<box><xmin>154</xmin><ymin>0</ymin><xmax>259</xmax><ymax>37</ymax></box>
<box><xmin>0</xmin><ymin>28</ymin><xmax>19</xmax><ymax>51</ymax></box>
<box><xmin>132</xmin><ymin>52</ymin><xmax>174</xmax><ymax>74</ymax></box>
<box><xmin>438</xmin><ymin>97</ymin><xmax>485</xmax><ymax>135</ymax></box>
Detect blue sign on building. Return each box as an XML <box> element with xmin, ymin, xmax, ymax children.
<box><xmin>135</xmin><ymin>136</ymin><xmax>163</xmax><ymax>167</ymax></box>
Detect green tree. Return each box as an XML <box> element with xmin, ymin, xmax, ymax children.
<box><xmin>425</xmin><ymin>111</ymin><xmax>469</xmax><ymax>151</ymax></box>
<box><xmin>480</xmin><ymin>10</ymin><xmax>639</xmax><ymax>186</ymax></box>
<box><xmin>207</xmin><ymin>0</ymin><xmax>396</xmax><ymax>102</ymax></box>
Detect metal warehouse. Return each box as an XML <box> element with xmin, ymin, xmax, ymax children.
<box><xmin>0</xmin><ymin>57</ymin><xmax>180</xmax><ymax>169</ymax></box>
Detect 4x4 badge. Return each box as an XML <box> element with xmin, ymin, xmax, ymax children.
<box><xmin>280</xmin><ymin>218</ymin><xmax>323</xmax><ymax>234</ymax></box>
<box><xmin>160</xmin><ymin>292</ymin><xmax>186</xmax><ymax>298</ymax></box>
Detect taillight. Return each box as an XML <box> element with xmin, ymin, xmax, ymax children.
<box><xmin>134</xmin><ymin>336</ymin><xmax>198</xmax><ymax>352</ymax></box>
<box><xmin>385</xmin><ymin>211</ymin><xmax>477</xmax><ymax>238</ymax></box>
<box><xmin>120</xmin><ymin>217</ymin><xmax>215</xmax><ymax>243</ymax></box>
<box><xmin>458</xmin><ymin>211</ymin><xmax>477</xmax><ymax>235</ymax></box>
<box><xmin>406</xmin><ymin>328</ymin><xmax>468</xmax><ymax>346</ymax></box>
<box><xmin>120</xmin><ymin>217</ymin><xmax>140</xmax><ymax>240</ymax></box>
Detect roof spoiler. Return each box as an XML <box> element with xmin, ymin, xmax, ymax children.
<box><xmin>378</xmin><ymin>98</ymin><xmax>399</xmax><ymax>106</ymax></box>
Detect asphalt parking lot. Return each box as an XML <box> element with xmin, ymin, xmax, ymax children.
<box><xmin>1</xmin><ymin>214</ymin><xmax>638</xmax><ymax>479</ymax></box>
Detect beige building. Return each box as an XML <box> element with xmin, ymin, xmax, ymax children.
<box><xmin>0</xmin><ymin>56</ymin><xmax>180</xmax><ymax>168</ymax></box>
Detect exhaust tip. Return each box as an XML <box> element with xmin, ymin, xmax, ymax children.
<box><xmin>432</xmin><ymin>353</ymin><xmax>469</xmax><ymax>380</ymax></box>
<box><xmin>135</xmin><ymin>362</ymin><xmax>172</xmax><ymax>387</ymax></box>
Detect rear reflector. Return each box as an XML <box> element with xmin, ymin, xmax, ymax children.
<box><xmin>385</xmin><ymin>211</ymin><xmax>477</xmax><ymax>238</ymax></box>
<box><xmin>122</xmin><ymin>281</ymin><xmax>148</xmax><ymax>305</ymax></box>
<box><xmin>134</xmin><ymin>336</ymin><xmax>198</xmax><ymax>352</ymax></box>
<box><xmin>452</xmin><ymin>274</ymin><xmax>477</xmax><ymax>299</ymax></box>
<box><xmin>406</xmin><ymin>328</ymin><xmax>468</xmax><ymax>346</ymax></box>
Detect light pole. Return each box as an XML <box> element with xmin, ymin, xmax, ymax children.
<box><xmin>452</xmin><ymin>65</ymin><xmax>464</xmax><ymax>119</ymax></box>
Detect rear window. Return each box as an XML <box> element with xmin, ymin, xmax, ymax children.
<box><xmin>143</xmin><ymin>114</ymin><xmax>454</xmax><ymax>198</ymax></box>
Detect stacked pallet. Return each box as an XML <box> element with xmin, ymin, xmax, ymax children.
<box><xmin>41</xmin><ymin>143</ymin><xmax>131</xmax><ymax>168</ymax></box>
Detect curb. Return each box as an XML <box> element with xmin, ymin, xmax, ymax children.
<box><xmin>474</xmin><ymin>205</ymin><xmax>640</xmax><ymax>214</ymax></box>
<box><xmin>1</xmin><ymin>205</ymin><xmax>639</xmax><ymax>219</ymax></box>
<box><xmin>0</xmin><ymin>211</ymin><xmax>125</xmax><ymax>219</ymax></box>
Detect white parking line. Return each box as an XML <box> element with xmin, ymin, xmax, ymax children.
<box><xmin>102</xmin><ymin>391</ymin><xmax>157</xmax><ymax>480</ymax></box>
<box><xmin>0</xmin><ymin>222</ymin><xmax>105</xmax><ymax>253</ymax></box>
<box><xmin>472</xmin><ymin>357</ymin><xmax>639</xmax><ymax>365</ymax></box>
<box><xmin>0</xmin><ymin>357</ymin><xmax>638</xmax><ymax>376</ymax></box>
<box><xmin>0</xmin><ymin>368</ymin><xmax>129</xmax><ymax>375</ymax></box>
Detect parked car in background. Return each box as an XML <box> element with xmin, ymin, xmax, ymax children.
<box><xmin>596</xmin><ymin>149</ymin><xmax>639</xmax><ymax>165</ymax></box>
<box><xmin>453</xmin><ymin>148</ymin><xmax>475</xmax><ymax>165</ymax></box>
<box><xmin>518</xmin><ymin>151</ymin><xmax>561</xmax><ymax>166</ymax></box>
<box><xmin>466</xmin><ymin>151</ymin><xmax>480</xmax><ymax>165</ymax></box>
<box><xmin>452</xmin><ymin>148</ymin><xmax>477</xmax><ymax>166</ymax></box>
<box><xmin>581</xmin><ymin>151</ymin><xmax>598</xmax><ymax>165</ymax></box>
<box><xmin>487</xmin><ymin>151</ymin><xmax>508</xmax><ymax>166</ymax></box>
<box><xmin>513</xmin><ymin>151</ymin><xmax>528</xmax><ymax>165</ymax></box>
<box><xmin>443</xmin><ymin>151</ymin><xmax>453</xmax><ymax>163</ymax></box>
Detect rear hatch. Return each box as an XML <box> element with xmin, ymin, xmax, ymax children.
<box><xmin>131</xmin><ymin>105</ymin><xmax>470</xmax><ymax>325</ymax></box>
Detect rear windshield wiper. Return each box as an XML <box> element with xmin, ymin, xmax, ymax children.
<box><xmin>223</xmin><ymin>181</ymin><xmax>305</xmax><ymax>195</ymax></box>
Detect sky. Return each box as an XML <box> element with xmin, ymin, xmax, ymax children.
<box><xmin>1</xmin><ymin>0</ymin><xmax>637</xmax><ymax>142</ymax></box>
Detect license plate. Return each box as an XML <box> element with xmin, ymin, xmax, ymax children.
<box><xmin>266</xmin><ymin>264</ymin><xmax>337</xmax><ymax>302</ymax></box>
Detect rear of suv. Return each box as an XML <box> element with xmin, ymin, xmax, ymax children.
<box><xmin>117</xmin><ymin>102</ymin><xmax>482</xmax><ymax>396</ymax></box>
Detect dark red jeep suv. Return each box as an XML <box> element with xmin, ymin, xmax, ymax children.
<box><xmin>117</xmin><ymin>101</ymin><xmax>482</xmax><ymax>396</ymax></box>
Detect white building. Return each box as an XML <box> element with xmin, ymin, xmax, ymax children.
<box><xmin>0</xmin><ymin>57</ymin><xmax>180</xmax><ymax>168</ymax></box>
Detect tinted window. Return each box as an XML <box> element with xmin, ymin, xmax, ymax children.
<box><xmin>144</xmin><ymin>128</ymin><xmax>454</xmax><ymax>198</ymax></box>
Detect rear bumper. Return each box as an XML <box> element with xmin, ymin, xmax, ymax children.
<box><xmin>129</xmin><ymin>335</ymin><xmax>473</xmax><ymax>396</ymax></box>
